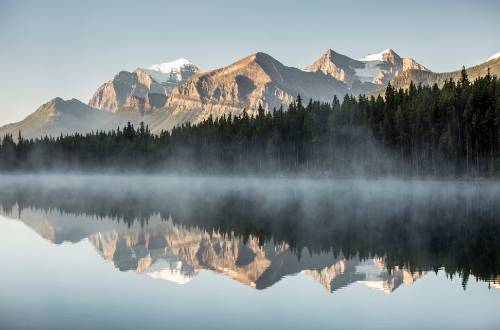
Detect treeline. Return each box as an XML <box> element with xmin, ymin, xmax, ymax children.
<box><xmin>0</xmin><ymin>69</ymin><xmax>499</xmax><ymax>176</ymax></box>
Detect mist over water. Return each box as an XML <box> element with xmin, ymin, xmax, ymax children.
<box><xmin>1</xmin><ymin>174</ymin><xmax>500</xmax><ymax>280</ymax></box>
<box><xmin>1</xmin><ymin>174</ymin><xmax>500</xmax><ymax>329</ymax></box>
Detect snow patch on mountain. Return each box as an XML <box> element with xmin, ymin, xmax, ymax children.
<box><xmin>352</xmin><ymin>49</ymin><xmax>396</xmax><ymax>84</ymax></box>
<box><xmin>358</xmin><ymin>49</ymin><xmax>392</xmax><ymax>62</ymax></box>
<box><xmin>488</xmin><ymin>52</ymin><xmax>500</xmax><ymax>61</ymax></box>
<box><xmin>145</xmin><ymin>260</ymin><xmax>197</xmax><ymax>285</ymax></box>
<box><xmin>149</xmin><ymin>58</ymin><xmax>192</xmax><ymax>73</ymax></box>
<box><xmin>142</xmin><ymin>58</ymin><xmax>195</xmax><ymax>83</ymax></box>
<box><xmin>354</xmin><ymin>61</ymin><xmax>383</xmax><ymax>83</ymax></box>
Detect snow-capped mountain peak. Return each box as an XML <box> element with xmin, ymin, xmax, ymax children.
<box><xmin>488</xmin><ymin>52</ymin><xmax>500</xmax><ymax>61</ymax></box>
<box><xmin>148</xmin><ymin>58</ymin><xmax>193</xmax><ymax>73</ymax></box>
<box><xmin>306</xmin><ymin>48</ymin><xmax>427</xmax><ymax>87</ymax></box>
<box><xmin>358</xmin><ymin>48</ymin><xmax>394</xmax><ymax>62</ymax></box>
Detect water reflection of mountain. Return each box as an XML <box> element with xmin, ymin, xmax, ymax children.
<box><xmin>0</xmin><ymin>175</ymin><xmax>499</xmax><ymax>289</ymax></box>
<box><xmin>4</xmin><ymin>206</ymin><xmax>423</xmax><ymax>293</ymax></box>
<box><xmin>90</xmin><ymin>219</ymin><xmax>425</xmax><ymax>292</ymax></box>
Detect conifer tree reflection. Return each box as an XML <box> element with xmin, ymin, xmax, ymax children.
<box><xmin>0</xmin><ymin>177</ymin><xmax>499</xmax><ymax>288</ymax></box>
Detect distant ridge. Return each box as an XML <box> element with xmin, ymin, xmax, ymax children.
<box><xmin>373</xmin><ymin>56</ymin><xmax>500</xmax><ymax>95</ymax></box>
<box><xmin>0</xmin><ymin>98</ymin><xmax>124</xmax><ymax>139</ymax></box>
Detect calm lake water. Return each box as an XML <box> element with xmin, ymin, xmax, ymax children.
<box><xmin>0</xmin><ymin>175</ymin><xmax>499</xmax><ymax>330</ymax></box>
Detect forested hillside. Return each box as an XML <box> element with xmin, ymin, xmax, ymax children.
<box><xmin>1</xmin><ymin>70</ymin><xmax>499</xmax><ymax>176</ymax></box>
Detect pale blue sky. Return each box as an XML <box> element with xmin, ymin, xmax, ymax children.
<box><xmin>0</xmin><ymin>0</ymin><xmax>499</xmax><ymax>125</ymax></box>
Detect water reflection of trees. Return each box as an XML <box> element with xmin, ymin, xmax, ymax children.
<box><xmin>0</xmin><ymin>178</ymin><xmax>499</xmax><ymax>288</ymax></box>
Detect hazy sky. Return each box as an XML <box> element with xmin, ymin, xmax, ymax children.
<box><xmin>0</xmin><ymin>0</ymin><xmax>499</xmax><ymax>125</ymax></box>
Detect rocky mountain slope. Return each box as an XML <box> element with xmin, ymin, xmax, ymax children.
<box><xmin>88</xmin><ymin>59</ymin><xmax>201</xmax><ymax>114</ymax></box>
<box><xmin>0</xmin><ymin>96</ymin><xmax>193</xmax><ymax>140</ymax></box>
<box><xmin>305</xmin><ymin>48</ymin><xmax>429</xmax><ymax>91</ymax></box>
<box><xmin>383</xmin><ymin>56</ymin><xmax>500</xmax><ymax>92</ymax></box>
<box><xmin>0</xmin><ymin>98</ymin><xmax>125</xmax><ymax>139</ymax></box>
<box><xmin>88</xmin><ymin>69</ymin><xmax>168</xmax><ymax>114</ymax></box>
<box><xmin>165</xmin><ymin>52</ymin><xmax>349</xmax><ymax>123</ymax></box>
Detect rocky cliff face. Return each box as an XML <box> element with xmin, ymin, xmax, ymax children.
<box><xmin>305</xmin><ymin>49</ymin><xmax>366</xmax><ymax>86</ymax></box>
<box><xmin>165</xmin><ymin>52</ymin><xmax>349</xmax><ymax>123</ymax></box>
<box><xmin>88</xmin><ymin>69</ymin><xmax>169</xmax><ymax>114</ymax></box>
<box><xmin>88</xmin><ymin>59</ymin><xmax>201</xmax><ymax>114</ymax></box>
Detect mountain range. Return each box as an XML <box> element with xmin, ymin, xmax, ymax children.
<box><xmin>1</xmin><ymin>49</ymin><xmax>499</xmax><ymax>139</ymax></box>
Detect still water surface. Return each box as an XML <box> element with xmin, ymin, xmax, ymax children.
<box><xmin>0</xmin><ymin>175</ymin><xmax>499</xmax><ymax>329</ymax></box>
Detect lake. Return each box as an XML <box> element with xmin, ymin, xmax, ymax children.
<box><xmin>0</xmin><ymin>175</ymin><xmax>499</xmax><ymax>329</ymax></box>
